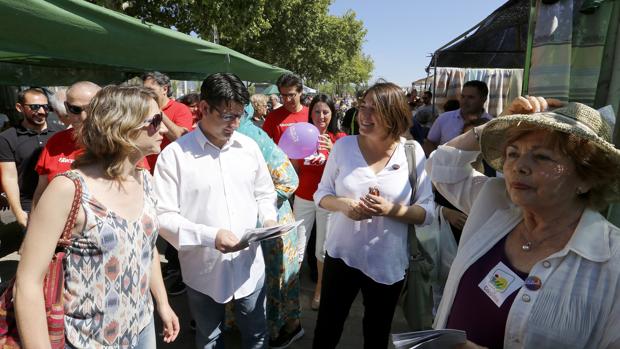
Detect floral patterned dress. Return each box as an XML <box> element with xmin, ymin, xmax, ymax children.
<box><xmin>61</xmin><ymin>170</ymin><xmax>157</xmax><ymax>348</ymax></box>
<box><xmin>238</xmin><ymin>113</ymin><xmax>301</xmax><ymax>338</ymax></box>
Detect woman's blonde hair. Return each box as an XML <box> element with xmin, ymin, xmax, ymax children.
<box><xmin>73</xmin><ymin>85</ymin><xmax>158</xmax><ymax>179</ymax></box>
<box><xmin>250</xmin><ymin>94</ymin><xmax>268</xmax><ymax>108</ymax></box>
<box><xmin>362</xmin><ymin>82</ymin><xmax>412</xmax><ymax>140</ymax></box>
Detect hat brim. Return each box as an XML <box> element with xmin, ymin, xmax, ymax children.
<box><xmin>480</xmin><ymin>112</ymin><xmax>620</xmax><ymax>200</ymax></box>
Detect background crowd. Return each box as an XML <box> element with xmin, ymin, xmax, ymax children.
<box><xmin>0</xmin><ymin>70</ymin><xmax>618</xmax><ymax>349</ymax></box>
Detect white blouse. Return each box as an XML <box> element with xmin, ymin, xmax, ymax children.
<box><xmin>314</xmin><ymin>136</ymin><xmax>435</xmax><ymax>285</ymax></box>
<box><xmin>427</xmin><ymin>145</ymin><xmax>620</xmax><ymax>349</ymax></box>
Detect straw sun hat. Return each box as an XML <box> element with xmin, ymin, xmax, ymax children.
<box><xmin>480</xmin><ymin>102</ymin><xmax>620</xmax><ymax>199</ymax></box>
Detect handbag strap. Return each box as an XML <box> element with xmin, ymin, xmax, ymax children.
<box><xmin>404</xmin><ymin>140</ymin><xmax>418</xmax><ymax>205</ymax></box>
<box><xmin>55</xmin><ymin>174</ymin><xmax>83</xmax><ymax>248</ymax></box>
<box><xmin>404</xmin><ymin>140</ymin><xmax>424</xmax><ymax>259</ymax></box>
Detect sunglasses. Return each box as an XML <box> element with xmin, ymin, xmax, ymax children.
<box><xmin>64</xmin><ymin>102</ymin><xmax>86</xmax><ymax>114</ymax></box>
<box><xmin>141</xmin><ymin>112</ymin><xmax>163</xmax><ymax>130</ymax></box>
<box><xmin>24</xmin><ymin>104</ymin><xmax>50</xmax><ymax>112</ymax></box>
<box><xmin>213</xmin><ymin>106</ymin><xmax>247</xmax><ymax>122</ymax></box>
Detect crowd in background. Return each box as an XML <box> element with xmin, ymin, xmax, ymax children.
<box><xmin>0</xmin><ymin>71</ymin><xmax>619</xmax><ymax>349</ymax></box>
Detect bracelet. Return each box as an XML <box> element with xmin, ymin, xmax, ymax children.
<box><xmin>472</xmin><ymin>126</ymin><xmax>480</xmax><ymax>141</ymax></box>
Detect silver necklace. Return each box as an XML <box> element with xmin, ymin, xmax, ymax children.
<box><xmin>519</xmin><ymin>227</ymin><xmax>571</xmax><ymax>252</ymax></box>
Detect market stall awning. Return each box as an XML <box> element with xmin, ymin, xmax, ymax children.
<box><xmin>0</xmin><ymin>0</ymin><xmax>291</xmax><ymax>85</ymax></box>
<box><xmin>428</xmin><ymin>0</ymin><xmax>529</xmax><ymax>69</ymax></box>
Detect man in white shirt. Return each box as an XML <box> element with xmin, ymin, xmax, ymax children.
<box><xmin>154</xmin><ymin>73</ymin><xmax>278</xmax><ymax>349</ymax></box>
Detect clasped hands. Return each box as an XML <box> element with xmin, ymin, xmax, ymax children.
<box><xmin>342</xmin><ymin>194</ymin><xmax>394</xmax><ymax>221</ymax></box>
<box><xmin>214</xmin><ymin>219</ymin><xmax>277</xmax><ymax>253</ymax></box>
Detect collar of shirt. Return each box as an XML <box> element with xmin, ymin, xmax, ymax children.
<box><xmin>556</xmin><ymin>208</ymin><xmax>612</xmax><ymax>262</ymax></box>
<box><xmin>16</xmin><ymin>123</ymin><xmax>51</xmax><ymax>135</ymax></box>
<box><xmin>193</xmin><ymin>125</ymin><xmax>242</xmax><ymax>151</ymax></box>
<box><xmin>454</xmin><ymin>108</ymin><xmax>491</xmax><ymax>120</ymax></box>
<box><xmin>162</xmin><ymin>99</ymin><xmax>175</xmax><ymax>112</ymax></box>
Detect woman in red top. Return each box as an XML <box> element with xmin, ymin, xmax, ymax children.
<box><xmin>293</xmin><ymin>94</ymin><xmax>346</xmax><ymax>310</ymax></box>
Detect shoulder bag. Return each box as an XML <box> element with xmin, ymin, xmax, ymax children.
<box><xmin>0</xmin><ymin>174</ymin><xmax>82</xmax><ymax>348</ymax></box>
<box><xmin>399</xmin><ymin>140</ymin><xmax>435</xmax><ymax>330</ymax></box>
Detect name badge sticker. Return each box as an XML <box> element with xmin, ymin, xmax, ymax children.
<box><xmin>478</xmin><ymin>261</ymin><xmax>525</xmax><ymax>307</ymax></box>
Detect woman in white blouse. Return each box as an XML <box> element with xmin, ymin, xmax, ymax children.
<box><xmin>312</xmin><ymin>82</ymin><xmax>435</xmax><ymax>349</ymax></box>
<box><xmin>428</xmin><ymin>96</ymin><xmax>620</xmax><ymax>349</ymax></box>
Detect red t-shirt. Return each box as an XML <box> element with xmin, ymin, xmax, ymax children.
<box><xmin>262</xmin><ymin>105</ymin><xmax>309</xmax><ymax>144</ymax></box>
<box><xmin>146</xmin><ymin>99</ymin><xmax>193</xmax><ymax>171</ymax></box>
<box><xmin>36</xmin><ymin>128</ymin><xmax>151</xmax><ymax>182</ymax></box>
<box><xmin>35</xmin><ymin>128</ymin><xmax>79</xmax><ymax>182</ymax></box>
<box><xmin>295</xmin><ymin>132</ymin><xmax>346</xmax><ymax>200</ymax></box>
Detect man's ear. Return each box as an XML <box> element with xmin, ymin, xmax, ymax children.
<box><xmin>199</xmin><ymin>100</ymin><xmax>210</xmax><ymax>116</ymax></box>
<box><xmin>15</xmin><ymin>103</ymin><xmax>24</xmax><ymax>113</ymax></box>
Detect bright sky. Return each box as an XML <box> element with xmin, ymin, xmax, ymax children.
<box><xmin>329</xmin><ymin>0</ymin><xmax>506</xmax><ymax>88</ymax></box>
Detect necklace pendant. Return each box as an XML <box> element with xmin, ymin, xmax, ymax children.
<box><xmin>522</xmin><ymin>242</ymin><xmax>532</xmax><ymax>252</ymax></box>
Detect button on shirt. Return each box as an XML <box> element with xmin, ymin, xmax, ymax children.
<box><xmin>154</xmin><ymin>128</ymin><xmax>278</xmax><ymax>303</ymax></box>
<box><xmin>314</xmin><ymin>136</ymin><xmax>435</xmax><ymax>285</ymax></box>
<box><xmin>426</xmin><ymin>109</ymin><xmax>492</xmax><ymax>145</ymax></box>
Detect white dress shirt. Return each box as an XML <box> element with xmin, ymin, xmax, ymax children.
<box><xmin>314</xmin><ymin>136</ymin><xmax>435</xmax><ymax>285</ymax></box>
<box><xmin>427</xmin><ymin>145</ymin><xmax>620</xmax><ymax>349</ymax></box>
<box><xmin>153</xmin><ymin>128</ymin><xmax>277</xmax><ymax>303</ymax></box>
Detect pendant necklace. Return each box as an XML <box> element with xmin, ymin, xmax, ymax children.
<box><xmin>520</xmin><ymin>228</ymin><xmax>570</xmax><ymax>252</ymax></box>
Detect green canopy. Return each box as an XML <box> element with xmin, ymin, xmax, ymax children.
<box><xmin>0</xmin><ymin>0</ymin><xmax>290</xmax><ymax>85</ymax></box>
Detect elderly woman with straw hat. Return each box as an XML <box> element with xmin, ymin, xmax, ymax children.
<box><xmin>426</xmin><ymin>96</ymin><xmax>620</xmax><ymax>349</ymax></box>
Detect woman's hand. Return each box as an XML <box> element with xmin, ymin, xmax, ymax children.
<box><xmin>318</xmin><ymin>134</ymin><xmax>333</xmax><ymax>152</ymax></box>
<box><xmin>442</xmin><ymin>207</ymin><xmax>468</xmax><ymax>230</ymax></box>
<box><xmin>341</xmin><ymin>198</ymin><xmax>371</xmax><ymax>221</ymax></box>
<box><xmin>358</xmin><ymin>194</ymin><xmax>395</xmax><ymax>217</ymax></box>
<box><xmin>157</xmin><ymin>302</ymin><xmax>180</xmax><ymax>343</ymax></box>
<box><xmin>502</xmin><ymin>96</ymin><xmax>564</xmax><ymax>116</ymax></box>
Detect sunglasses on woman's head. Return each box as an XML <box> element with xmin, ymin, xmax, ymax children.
<box><xmin>64</xmin><ymin>102</ymin><xmax>85</xmax><ymax>114</ymax></box>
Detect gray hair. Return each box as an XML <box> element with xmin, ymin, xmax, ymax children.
<box><xmin>141</xmin><ymin>71</ymin><xmax>172</xmax><ymax>97</ymax></box>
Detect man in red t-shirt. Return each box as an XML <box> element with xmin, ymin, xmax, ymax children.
<box><xmin>142</xmin><ymin>72</ymin><xmax>193</xmax><ymax>172</ymax></box>
<box><xmin>262</xmin><ymin>73</ymin><xmax>308</xmax><ymax>144</ymax></box>
<box><xmin>33</xmin><ymin>81</ymin><xmax>101</xmax><ymax>206</ymax></box>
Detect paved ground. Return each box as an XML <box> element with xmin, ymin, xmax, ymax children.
<box><xmin>0</xmin><ymin>211</ymin><xmax>410</xmax><ymax>348</ymax></box>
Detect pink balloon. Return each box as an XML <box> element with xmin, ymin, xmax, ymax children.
<box><xmin>278</xmin><ymin>122</ymin><xmax>320</xmax><ymax>159</ymax></box>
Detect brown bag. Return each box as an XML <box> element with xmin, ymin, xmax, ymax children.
<box><xmin>0</xmin><ymin>175</ymin><xmax>82</xmax><ymax>348</ymax></box>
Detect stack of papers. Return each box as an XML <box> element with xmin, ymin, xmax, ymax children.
<box><xmin>238</xmin><ymin>220</ymin><xmax>303</xmax><ymax>246</ymax></box>
<box><xmin>392</xmin><ymin>329</ymin><xmax>466</xmax><ymax>349</ymax></box>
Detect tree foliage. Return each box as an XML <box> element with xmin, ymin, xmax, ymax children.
<box><xmin>88</xmin><ymin>0</ymin><xmax>373</xmax><ymax>85</ymax></box>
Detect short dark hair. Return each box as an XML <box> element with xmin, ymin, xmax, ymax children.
<box><xmin>179</xmin><ymin>93</ymin><xmax>200</xmax><ymax>106</ymax></box>
<box><xmin>17</xmin><ymin>87</ymin><xmax>47</xmax><ymax>104</ymax></box>
<box><xmin>141</xmin><ymin>71</ymin><xmax>172</xmax><ymax>97</ymax></box>
<box><xmin>362</xmin><ymin>81</ymin><xmax>412</xmax><ymax>141</ymax></box>
<box><xmin>443</xmin><ymin>99</ymin><xmax>460</xmax><ymax>112</ymax></box>
<box><xmin>463</xmin><ymin>80</ymin><xmax>488</xmax><ymax>100</ymax></box>
<box><xmin>200</xmin><ymin>73</ymin><xmax>249</xmax><ymax>108</ymax></box>
<box><xmin>276</xmin><ymin>73</ymin><xmax>303</xmax><ymax>93</ymax></box>
<box><xmin>423</xmin><ymin>91</ymin><xmax>432</xmax><ymax>98</ymax></box>
<box><xmin>308</xmin><ymin>94</ymin><xmax>340</xmax><ymax>134</ymax></box>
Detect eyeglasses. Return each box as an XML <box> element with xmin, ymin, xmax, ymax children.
<box><xmin>213</xmin><ymin>106</ymin><xmax>247</xmax><ymax>122</ymax></box>
<box><xmin>24</xmin><ymin>104</ymin><xmax>50</xmax><ymax>112</ymax></box>
<box><xmin>141</xmin><ymin>112</ymin><xmax>163</xmax><ymax>130</ymax></box>
<box><xmin>64</xmin><ymin>102</ymin><xmax>86</xmax><ymax>114</ymax></box>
